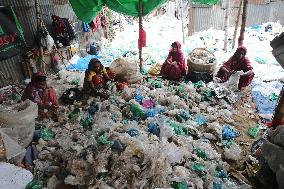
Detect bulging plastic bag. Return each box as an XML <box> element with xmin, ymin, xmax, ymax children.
<box><xmin>110</xmin><ymin>58</ymin><xmax>143</xmax><ymax>83</ymax></box>
<box><xmin>0</xmin><ymin>131</ymin><xmax>26</xmax><ymax>163</ymax></box>
<box><xmin>0</xmin><ymin>100</ymin><xmax>38</xmax><ymax>148</ymax></box>
<box><xmin>221</xmin><ymin>71</ymin><xmax>244</xmax><ymax>92</ymax></box>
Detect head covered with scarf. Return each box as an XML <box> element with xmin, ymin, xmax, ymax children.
<box><xmin>167</xmin><ymin>41</ymin><xmax>186</xmax><ymax>73</ymax></box>
<box><xmin>233</xmin><ymin>46</ymin><xmax>247</xmax><ymax>61</ymax></box>
<box><xmin>88</xmin><ymin>58</ymin><xmax>104</xmax><ymax>73</ymax></box>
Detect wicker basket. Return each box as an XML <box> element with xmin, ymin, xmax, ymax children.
<box><xmin>187</xmin><ymin>48</ymin><xmax>216</xmax><ymax>73</ymax></box>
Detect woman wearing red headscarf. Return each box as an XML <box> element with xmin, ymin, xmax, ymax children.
<box><xmin>82</xmin><ymin>58</ymin><xmax>115</xmax><ymax>97</ymax></box>
<box><xmin>22</xmin><ymin>72</ymin><xmax>59</xmax><ymax>120</ymax></box>
<box><xmin>215</xmin><ymin>46</ymin><xmax>254</xmax><ymax>90</ymax></box>
<box><xmin>160</xmin><ymin>41</ymin><xmax>187</xmax><ymax>80</ymax></box>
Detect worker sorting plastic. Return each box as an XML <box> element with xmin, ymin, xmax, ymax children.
<box><xmin>215</xmin><ymin>46</ymin><xmax>254</xmax><ymax>90</ymax></box>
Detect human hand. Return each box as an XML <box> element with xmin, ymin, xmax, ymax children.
<box><xmin>214</xmin><ymin>77</ymin><xmax>222</xmax><ymax>83</ymax></box>
<box><xmin>167</xmin><ymin>56</ymin><xmax>173</xmax><ymax>64</ymax></box>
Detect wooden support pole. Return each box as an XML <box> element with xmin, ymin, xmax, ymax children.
<box><xmin>139</xmin><ymin>0</ymin><xmax>143</xmax><ymax>72</ymax></box>
<box><xmin>180</xmin><ymin>0</ymin><xmax>185</xmax><ymax>44</ymax></box>
<box><xmin>238</xmin><ymin>0</ymin><xmax>248</xmax><ymax>47</ymax></box>
<box><xmin>188</xmin><ymin>0</ymin><xmax>194</xmax><ymax>36</ymax></box>
<box><xmin>224</xmin><ymin>0</ymin><xmax>230</xmax><ymax>52</ymax></box>
<box><xmin>232</xmin><ymin>0</ymin><xmax>243</xmax><ymax>49</ymax></box>
<box><xmin>35</xmin><ymin>0</ymin><xmax>45</xmax><ymax>73</ymax></box>
<box><xmin>119</xmin><ymin>14</ymin><xmax>123</xmax><ymax>32</ymax></box>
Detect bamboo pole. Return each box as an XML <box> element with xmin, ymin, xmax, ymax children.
<box><xmin>238</xmin><ymin>0</ymin><xmax>248</xmax><ymax>47</ymax></box>
<box><xmin>188</xmin><ymin>0</ymin><xmax>194</xmax><ymax>36</ymax></box>
<box><xmin>35</xmin><ymin>0</ymin><xmax>45</xmax><ymax>73</ymax></box>
<box><xmin>119</xmin><ymin>14</ymin><xmax>123</xmax><ymax>32</ymax></box>
<box><xmin>224</xmin><ymin>0</ymin><xmax>230</xmax><ymax>52</ymax></box>
<box><xmin>180</xmin><ymin>0</ymin><xmax>185</xmax><ymax>44</ymax></box>
<box><xmin>138</xmin><ymin>0</ymin><xmax>143</xmax><ymax>72</ymax></box>
<box><xmin>232</xmin><ymin>0</ymin><xmax>243</xmax><ymax>49</ymax></box>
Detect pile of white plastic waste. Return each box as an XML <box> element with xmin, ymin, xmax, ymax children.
<box><xmin>33</xmin><ymin>78</ymin><xmax>251</xmax><ymax>188</ymax></box>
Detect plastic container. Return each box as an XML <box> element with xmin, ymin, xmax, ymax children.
<box><xmin>89</xmin><ymin>43</ymin><xmax>98</xmax><ymax>55</ymax></box>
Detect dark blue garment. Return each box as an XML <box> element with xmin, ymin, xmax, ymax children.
<box><xmin>24</xmin><ymin>145</ymin><xmax>38</xmax><ymax>166</ymax></box>
<box><xmin>82</xmin><ymin>22</ymin><xmax>90</xmax><ymax>32</ymax></box>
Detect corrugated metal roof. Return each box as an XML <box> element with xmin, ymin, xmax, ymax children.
<box><xmin>0</xmin><ymin>55</ymin><xmax>23</xmax><ymax>87</ymax></box>
<box><xmin>193</xmin><ymin>1</ymin><xmax>284</xmax><ymax>33</ymax></box>
<box><xmin>0</xmin><ymin>0</ymin><xmax>78</xmax><ymax>87</ymax></box>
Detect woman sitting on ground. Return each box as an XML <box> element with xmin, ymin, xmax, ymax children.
<box><xmin>82</xmin><ymin>58</ymin><xmax>115</xmax><ymax>97</ymax></box>
<box><xmin>22</xmin><ymin>72</ymin><xmax>59</xmax><ymax>120</ymax></box>
<box><xmin>215</xmin><ymin>46</ymin><xmax>254</xmax><ymax>90</ymax></box>
<box><xmin>160</xmin><ymin>41</ymin><xmax>187</xmax><ymax>81</ymax></box>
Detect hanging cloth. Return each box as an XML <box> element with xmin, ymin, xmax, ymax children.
<box><xmin>138</xmin><ymin>28</ymin><xmax>146</xmax><ymax>49</ymax></box>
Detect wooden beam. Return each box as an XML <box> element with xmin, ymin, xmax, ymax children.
<box><xmin>188</xmin><ymin>0</ymin><xmax>194</xmax><ymax>36</ymax></box>
<box><xmin>232</xmin><ymin>0</ymin><xmax>243</xmax><ymax>49</ymax></box>
<box><xmin>139</xmin><ymin>0</ymin><xmax>143</xmax><ymax>72</ymax></box>
<box><xmin>224</xmin><ymin>0</ymin><xmax>230</xmax><ymax>52</ymax></box>
<box><xmin>180</xmin><ymin>0</ymin><xmax>185</xmax><ymax>44</ymax></box>
<box><xmin>238</xmin><ymin>0</ymin><xmax>248</xmax><ymax>47</ymax></box>
<box><xmin>35</xmin><ymin>0</ymin><xmax>45</xmax><ymax>73</ymax></box>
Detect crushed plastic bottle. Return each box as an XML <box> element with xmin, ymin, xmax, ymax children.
<box><xmin>222</xmin><ymin>125</ymin><xmax>240</xmax><ymax>140</ymax></box>
<box><xmin>178</xmin><ymin>83</ymin><xmax>185</xmax><ymax>93</ymax></box>
<box><xmin>203</xmin><ymin>89</ymin><xmax>213</xmax><ymax>100</ymax></box>
<box><xmin>180</xmin><ymin>110</ymin><xmax>190</xmax><ymax>121</ymax></box>
<box><xmin>148</xmin><ymin>122</ymin><xmax>160</xmax><ymax>136</ymax></box>
<box><xmin>80</xmin><ymin>114</ymin><xmax>93</xmax><ymax>129</ymax></box>
<box><xmin>142</xmin><ymin>99</ymin><xmax>155</xmax><ymax>109</ymax></box>
<box><xmin>98</xmin><ymin>133</ymin><xmax>114</xmax><ymax>146</ymax></box>
<box><xmin>145</xmin><ymin>108</ymin><xmax>158</xmax><ymax>117</ymax></box>
<box><xmin>248</xmin><ymin>125</ymin><xmax>260</xmax><ymax>138</ymax></box>
<box><xmin>130</xmin><ymin>103</ymin><xmax>145</xmax><ymax>118</ymax></box>
<box><xmin>269</xmin><ymin>92</ymin><xmax>279</xmax><ymax>101</ymax></box>
<box><xmin>88</xmin><ymin>104</ymin><xmax>99</xmax><ymax>115</ymax></box>
<box><xmin>195</xmin><ymin>114</ymin><xmax>207</xmax><ymax>126</ymax></box>
<box><xmin>111</xmin><ymin>140</ymin><xmax>126</xmax><ymax>152</ymax></box>
<box><xmin>69</xmin><ymin>78</ymin><xmax>80</xmax><ymax>86</ymax></box>
<box><xmin>194</xmin><ymin>81</ymin><xmax>205</xmax><ymax>88</ymax></box>
<box><xmin>141</xmin><ymin>68</ymin><xmax>148</xmax><ymax>75</ymax></box>
<box><xmin>213</xmin><ymin>182</ymin><xmax>222</xmax><ymax>189</ymax></box>
<box><xmin>121</xmin><ymin>119</ymin><xmax>129</xmax><ymax>125</ymax></box>
<box><xmin>134</xmin><ymin>91</ymin><xmax>143</xmax><ymax>103</ymax></box>
<box><xmin>170</xmin><ymin>122</ymin><xmax>188</xmax><ymax>135</ymax></box>
<box><xmin>25</xmin><ymin>180</ymin><xmax>43</xmax><ymax>189</ymax></box>
<box><xmin>12</xmin><ymin>93</ymin><xmax>22</xmax><ymax>103</ymax></box>
<box><xmin>149</xmin><ymin>79</ymin><xmax>162</xmax><ymax>88</ymax></box>
<box><xmin>215</xmin><ymin>166</ymin><xmax>228</xmax><ymax>178</ymax></box>
<box><xmin>171</xmin><ymin>181</ymin><xmax>188</xmax><ymax>189</ymax></box>
<box><xmin>196</xmin><ymin>149</ymin><xmax>208</xmax><ymax>161</ymax></box>
<box><xmin>192</xmin><ymin>162</ymin><xmax>206</xmax><ymax>177</ymax></box>
<box><xmin>40</xmin><ymin>128</ymin><xmax>55</xmax><ymax>141</ymax></box>
<box><xmin>68</xmin><ymin>108</ymin><xmax>82</xmax><ymax>122</ymax></box>
<box><xmin>127</xmin><ymin>128</ymin><xmax>139</xmax><ymax>137</ymax></box>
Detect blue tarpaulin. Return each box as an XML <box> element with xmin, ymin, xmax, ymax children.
<box><xmin>66</xmin><ymin>54</ymin><xmax>115</xmax><ymax>71</ymax></box>
<box><xmin>251</xmin><ymin>81</ymin><xmax>283</xmax><ymax>118</ymax></box>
